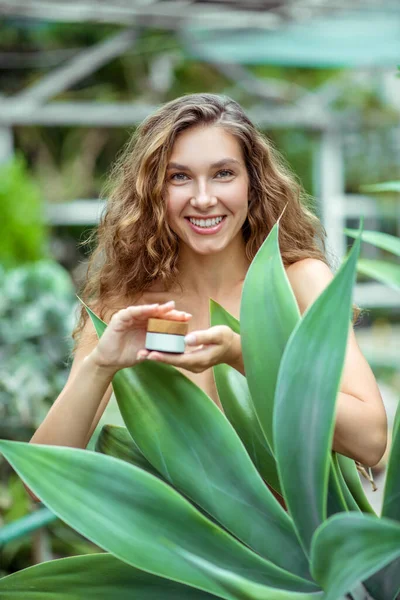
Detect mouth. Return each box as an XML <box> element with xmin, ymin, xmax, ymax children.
<box><xmin>184</xmin><ymin>215</ymin><xmax>227</xmax><ymax>235</ymax></box>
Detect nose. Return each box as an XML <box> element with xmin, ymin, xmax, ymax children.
<box><xmin>190</xmin><ymin>181</ymin><xmax>217</xmax><ymax>211</ymax></box>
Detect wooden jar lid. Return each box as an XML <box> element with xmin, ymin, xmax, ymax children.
<box><xmin>147</xmin><ymin>318</ymin><xmax>189</xmax><ymax>336</ymax></box>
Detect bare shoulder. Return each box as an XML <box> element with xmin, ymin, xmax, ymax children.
<box><xmin>285</xmin><ymin>257</ymin><xmax>333</xmax><ymax>279</ymax></box>
<box><xmin>285</xmin><ymin>258</ymin><xmax>334</xmax><ymax>315</ymax></box>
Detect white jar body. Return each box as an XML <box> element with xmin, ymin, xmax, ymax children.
<box><xmin>145</xmin><ymin>331</ymin><xmax>186</xmax><ymax>354</ymax></box>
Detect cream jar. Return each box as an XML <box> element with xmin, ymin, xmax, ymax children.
<box><xmin>145</xmin><ymin>318</ymin><xmax>189</xmax><ymax>354</ymax></box>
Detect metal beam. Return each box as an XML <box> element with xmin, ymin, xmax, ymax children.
<box><xmin>354</xmin><ymin>282</ymin><xmax>400</xmax><ymax>309</ymax></box>
<box><xmin>0</xmin><ymin>101</ymin><xmax>156</xmax><ymax>126</ymax></box>
<box><xmin>46</xmin><ymin>199</ymin><xmax>106</xmax><ymax>225</ymax></box>
<box><xmin>0</xmin><ymin>100</ymin><xmax>331</xmax><ymax>129</ymax></box>
<box><xmin>0</xmin><ymin>0</ymin><xmax>282</xmax><ymax>30</ymax></box>
<box><xmin>12</xmin><ymin>29</ymin><xmax>138</xmax><ymax>105</ymax></box>
<box><xmin>315</xmin><ymin>130</ymin><xmax>347</xmax><ymax>261</ymax></box>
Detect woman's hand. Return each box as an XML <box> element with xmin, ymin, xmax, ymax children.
<box><xmin>136</xmin><ymin>326</ymin><xmax>244</xmax><ymax>375</ymax></box>
<box><xmin>90</xmin><ymin>301</ymin><xmax>192</xmax><ymax>374</ymax></box>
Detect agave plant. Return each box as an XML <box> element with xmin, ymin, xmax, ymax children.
<box><xmin>0</xmin><ymin>220</ymin><xmax>399</xmax><ymax>600</ymax></box>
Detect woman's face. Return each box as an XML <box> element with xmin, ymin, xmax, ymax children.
<box><xmin>165</xmin><ymin>125</ymin><xmax>249</xmax><ymax>255</ymax></box>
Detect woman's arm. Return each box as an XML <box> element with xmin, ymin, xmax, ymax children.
<box><xmin>227</xmin><ymin>259</ymin><xmax>388</xmax><ymax>466</ymax></box>
<box><xmin>30</xmin><ymin>344</ymin><xmax>115</xmax><ymax>451</ymax></box>
<box><xmin>27</xmin><ymin>301</ymin><xmax>190</xmax><ymax>501</ymax></box>
<box><xmin>285</xmin><ymin>258</ymin><xmax>387</xmax><ymax>467</ymax></box>
<box><xmin>27</xmin><ymin>327</ymin><xmax>115</xmax><ymax>501</ymax></box>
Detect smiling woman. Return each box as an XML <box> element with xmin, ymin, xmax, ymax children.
<box><xmin>27</xmin><ymin>93</ymin><xmax>386</xmax><ymax>496</ymax></box>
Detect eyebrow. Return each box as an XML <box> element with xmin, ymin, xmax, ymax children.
<box><xmin>167</xmin><ymin>158</ymin><xmax>242</xmax><ymax>170</ymax></box>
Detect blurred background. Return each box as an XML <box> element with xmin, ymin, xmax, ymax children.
<box><xmin>0</xmin><ymin>0</ymin><xmax>399</xmax><ymax>576</ymax></box>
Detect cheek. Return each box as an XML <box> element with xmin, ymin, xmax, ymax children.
<box><xmin>165</xmin><ymin>189</ymin><xmax>185</xmax><ymax>224</ymax></box>
<box><xmin>226</xmin><ymin>180</ymin><xmax>249</xmax><ymax>213</ymax></box>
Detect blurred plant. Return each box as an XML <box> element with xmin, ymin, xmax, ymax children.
<box><xmin>0</xmin><ymin>473</ymin><xmax>101</xmax><ymax>578</ymax></box>
<box><xmin>0</xmin><ymin>222</ymin><xmax>399</xmax><ymax>599</ymax></box>
<box><xmin>0</xmin><ymin>260</ymin><xmax>77</xmax><ymax>441</ymax></box>
<box><xmin>344</xmin><ymin>229</ymin><xmax>400</xmax><ymax>291</ymax></box>
<box><xmin>15</xmin><ymin>126</ymin><xmax>113</xmax><ymax>203</ymax></box>
<box><xmin>345</xmin><ymin>180</ymin><xmax>400</xmax><ymax>291</ymax></box>
<box><xmin>0</xmin><ymin>155</ymin><xmax>49</xmax><ymax>269</ymax></box>
<box><xmin>0</xmin><ymin>259</ymin><xmax>96</xmax><ymax>576</ymax></box>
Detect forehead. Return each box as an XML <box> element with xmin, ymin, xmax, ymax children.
<box><xmin>170</xmin><ymin>125</ymin><xmax>244</xmax><ymax>163</ymax></box>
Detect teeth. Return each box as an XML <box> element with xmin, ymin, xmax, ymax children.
<box><xmin>189</xmin><ymin>216</ymin><xmax>224</xmax><ymax>228</ymax></box>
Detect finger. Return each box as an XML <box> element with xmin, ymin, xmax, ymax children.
<box><xmin>154</xmin><ymin>303</ymin><xmax>192</xmax><ymax>319</ymax></box>
<box><xmin>146</xmin><ymin>345</ymin><xmax>213</xmax><ymax>367</ymax></box>
<box><xmin>136</xmin><ymin>349</ymin><xmax>150</xmax><ymax>361</ymax></box>
<box><xmin>163</xmin><ymin>309</ymin><xmax>192</xmax><ymax>321</ymax></box>
<box><xmin>184</xmin><ymin>327</ymin><xmax>224</xmax><ymax>347</ymax></box>
<box><xmin>112</xmin><ymin>304</ymin><xmax>159</xmax><ymax>323</ymax></box>
<box><xmin>146</xmin><ymin>351</ymin><xmax>189</xmax><ymax>368</ymax></box>
<box><xmin>148</xmin><ymin>345</ymin><xmax>212</xmax><ymax>358</ymax></box>
<box><xmin>116</xmin><ymin>302</ymin><xmax>191</xmax><ymax>325</ymax></box>
<box><xmin>120</xmin><ymin>302</ymin><xmax>174</xmax><ymax>321</ymax></box>
<box><xmin>155</xmin><ymin>301</ymin><xmax>176</xmax><ymax>311</ymax></box>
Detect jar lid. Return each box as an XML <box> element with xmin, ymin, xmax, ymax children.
<box><xmin>147</xmin><ymin>318</ymin><xmax>189</xmax><ymax>335</ymax></box>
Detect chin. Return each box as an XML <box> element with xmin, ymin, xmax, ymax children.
<box><xmin>191</xmin><ymin>244</ymin><xmax>226</xmax><ymax>256</ymax></box>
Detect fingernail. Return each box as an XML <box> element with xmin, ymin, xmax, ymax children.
<box><xmin>185</xmin><ymin>334</ymin><xmax>196</xmax><ymax>345</ymax></box>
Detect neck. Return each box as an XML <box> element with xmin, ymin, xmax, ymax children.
<box><xmin>176</xmin><ymin>236</ymin><xmax>251</xmax><ymax>301</ymax></box>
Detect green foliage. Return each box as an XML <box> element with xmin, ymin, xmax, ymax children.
<box><xmin>0</xmin><ymin>155</ymin><xmax>49</xmax><ymax>269</ymax></box>
<box><xmin>0</xmin><ymin>260</ymin><xmax>97</xmax><ymax>576</ymax></box>
<box><xmin>0</xmin><ymin>260</ymin><xmax>76</xmax><ymax>440</ymax></box>
<box><xmin>360</xmin><ymin>182</ymin><xmax>400</xmax><ymax>194</ymax></box>
<box><xmin>0</xmin><ymin>223</ymin><xmax>399</xmax><ymax>599</ymax></box>
<box><xmin>345</xmin><ymin>200</ymin><xmax>400</xmax><ymax>291</ymax></box>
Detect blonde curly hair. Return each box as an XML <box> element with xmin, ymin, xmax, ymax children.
<box><xmin>72</xmin><ymin>93</ymin><xmax>360</xmax><ymax>349</ymax></box>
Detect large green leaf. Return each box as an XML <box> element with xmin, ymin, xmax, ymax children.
<box><xmin>336</xmin><ymin>454</ymin><xmax>376</xmax><ymax>514</ymax></box>
<box><xmin>0</xmin><ymin>440</ymin><xmax>319</xmax><ymax>598</ymax></box>
<box><xmin>95</xmin><ymin>424</ymin><xmax>227</xmax><ymax>527</ymax></box>
<box><xmin>0</xmin><ymin>553</ymin><xmax>217</xmax><ymax>599</ymax></box>
<box><xmin>95</xmin><ymin>424</ymin><xmax>161</xmax><ymax>479</ymax></box>
<box><xmin>330</xmin><ymin>453</ymin><xmax>360</xmax><ymax>513</ymax></box>
<box><xmin>326</xmin><ymin>456</ymin><xmax>350</xmax><ymax>516</ymax></box>
<box><xmin>0</xmin><ymin>551</ymin><xmax>325</xmax><ymax>600</ymax></box>
<box><xmin>382</xmin><ymin>399</ymin><xmax>400</xmax><ymax>521</ymax></box>
<box><xmin>84</xmin><ymin>305</ymin><xmax>312</xmax><ymax>583</ymax></box>
<box><xmin>356</xmin><ymin>259</ymin><xmax>400</xmax><ymax>290</ymax></box>
<box><xmin>362</xmin><ymin>385</ymin><xmax>400</xmax><ymax>599</ymax></box>
<box><xmin>240</xmin><ymin>221</ymin><xmax>301</xmax><ymax>451</ymax></box>
<box><xmin>113</xmin><ymin>362</ymin><xmax>312</xmax><ymax>583</ymax></box>
<box><xmin>310</xmin><ymin>513</ymin><xmax>400</xmax><ymax>600</ymax></box>
<box><xmin>174</xmin><ymin>551</ymin><xmax>324</xmax><ymax>600</ymax></box>
<box><xmin>344</xmin><ymin>228</ymin><xmax>400</xmax><ymax>257</ymax></box>
<box><xmin>209</xmin><ymin>299</ymin><xmax>281</xmax><ymax>494</ymax></box>
<box><xmin>273</xmin><ymin>230</ymin><xmax>362</xmax><ymax>555</ymax></box>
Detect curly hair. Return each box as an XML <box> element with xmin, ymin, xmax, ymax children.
<box><xmin>72</xmin><ymin>93</ymin><xmax>360</xmax><ymax>349</ymax></box>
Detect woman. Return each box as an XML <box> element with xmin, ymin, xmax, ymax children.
<box><xmin>30</xmin><ymin>93</ymin><xmax>387</xmax><ymax>476</ymax></box>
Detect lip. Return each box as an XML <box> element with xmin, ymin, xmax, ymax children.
<box><xmin>185</xmin><ymin>216</ymin><xmax>227</xmax><ymax>235</ymax></box>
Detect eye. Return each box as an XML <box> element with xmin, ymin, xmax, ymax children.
<box><xmin>215</xmin><ymin>169</ymin><xmax>234</xmax><ymax>178</ymax></box>
<box><xmin>170</xmin><ymin>172</ymin><xmax>189</xmax><ymax>181</ymax></box>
